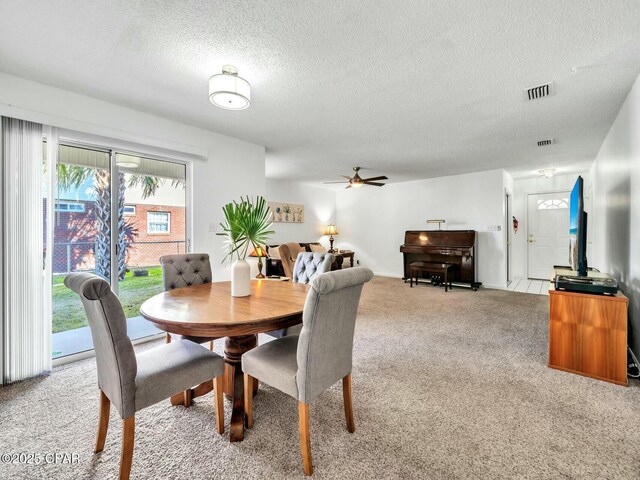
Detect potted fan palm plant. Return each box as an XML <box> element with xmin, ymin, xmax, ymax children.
<box><xmin>217</xmin><ymin>196</ymin><xmax>274</xmax><ymax>297</ymax></box>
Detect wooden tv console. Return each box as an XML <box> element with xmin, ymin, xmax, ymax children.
<box><xmin>548</xmin><ymin>282</ymin><xmax>628</xmax><ymax>386</ymax></box>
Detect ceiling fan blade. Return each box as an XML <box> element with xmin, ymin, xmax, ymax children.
<box><xmin>341</xmin><ymin>175</ymin><xmax>353</xmax><ymax>180</ymax></box>
<box><xmin>362</xmin><ymin>175</ymin><xmax>388</xmax><ymax>182</ymax></box>
<box><xmin>345</xmin><ymin>184</ymin><xmax>352</xmax><ymax>189</ymax></box>
<box><xmin>363</xmin><ymin>181</ymin><xmax>386</xmax><ymax>186</ymax></box>
<box><xmin>323</xmin><ymin>181</ymin><xmax>349</xmax><ymax>184</ymax></box>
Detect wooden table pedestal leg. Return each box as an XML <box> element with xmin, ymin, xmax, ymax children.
<box><xmin>224</xmin><ymin>334</ymin><xmax>258</xmax><ymax>442</ymax></box>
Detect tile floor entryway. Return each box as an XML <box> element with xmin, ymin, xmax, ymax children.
<box><xmin>507</xmin><ymin>278</ymin><xmax>551</xmax><ymax>295</ymax></box>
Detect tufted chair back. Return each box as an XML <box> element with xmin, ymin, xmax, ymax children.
<box><xmin>292</xmin><ymin>252</ymin><xmax>335</xmax><ymax>284</ymax></box>
<box><xmin>64</xmin><ymin>272</ymin><xmax>137</xmax><ymax>418</ymax></box>
<box><xmin>160</xmin><ymin>253</ymin><xmax>212</xmax><ymax>291</ymax></box>
<box><xmin>296</xmin><ymin>267</ymin><xmax>374</xmax><ymax>403</ymax></box>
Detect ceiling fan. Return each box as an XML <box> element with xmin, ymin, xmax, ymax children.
<box><xmin>323</xmin><ymin>167</ymin><xmax>388</xmax><ymax>189</ymax></box>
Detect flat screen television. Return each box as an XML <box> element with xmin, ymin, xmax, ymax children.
<box><xmin>569</xmin><ymin>175</ymin><xmax>588</xmax><ymax>276</ymax></box>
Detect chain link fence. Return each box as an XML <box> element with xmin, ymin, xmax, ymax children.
<box><xmin>52</xmin><ymin>240</ymin><xmax>186</xmax><ymax>274</ymax></box>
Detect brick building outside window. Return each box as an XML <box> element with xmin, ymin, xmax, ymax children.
<box><xmin>48</xmin><ymin>175</ymin><xmax>186</xmax><ymax>274</ymax></box>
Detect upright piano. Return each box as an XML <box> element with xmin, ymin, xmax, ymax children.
<box><xmin>399</xmin><ymin>230</ymin><xmax>481</xmax><ymax>290</ymax></box>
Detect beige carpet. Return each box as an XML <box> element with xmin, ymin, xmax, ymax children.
<box><xmin>1</xmin><ymin>276</ymin><xmax>639</xmax><ymax>479</ymax></box>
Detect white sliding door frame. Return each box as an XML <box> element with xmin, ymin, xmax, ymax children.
<box><xmin>0</xmin><ymin>118</ymin><xmax>3</xmax><ymax>383</ymax></box>
<box><xmin>55</xmin><ymin>134</ymin><xmax>194</xmax><ymax>296</ymax></box>
<box><xmin>109</xmin><ymin>147</ymin><xmax>193</xmax><ymax>272</ymax></box>
<box><xmin>51</xmin><ymin>137</ymin><xmax>192</xmax><ymax>365</ymax></box>
<box><xmin>110</xmin><ymin>151</ymin><xmax>118</xmax><ymax>285</ymax></box>
<box><xmin>43</xmin><ymin>126</ymin><xmax>58</xmax><ymax>371</ymax></box>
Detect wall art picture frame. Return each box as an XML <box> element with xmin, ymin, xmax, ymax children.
<box><xmin>268</xmin><ymin>201</ymin><xmax>304</xmax><ymax>223</ymax></box>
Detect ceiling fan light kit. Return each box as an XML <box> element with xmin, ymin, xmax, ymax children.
<box><xmin>209</xmin><ymin>65</ymin><xmax>251</xmax><ymax>110</ymax></box>
<box><xmin>539</xmin><ymin>168</ymin><xmax>556</xmax><ymax>179</ymax></box>
<box><xmin>323</xmin><ymin>166</ymin><xmax>388</xmax><ymax>189</ymax></box>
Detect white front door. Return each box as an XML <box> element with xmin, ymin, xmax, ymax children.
<box><xmin>527</xmin><ymin>192</ymin><xmax>570</xmax><ymax>279</ymax></box>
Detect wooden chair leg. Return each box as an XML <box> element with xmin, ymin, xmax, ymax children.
<box><xmin>95</xmin><ymin>390</ymin><xmax>110</xmax><ymax>453</ymax></box>
<box><xmin>343</xmin><ymin>374</ymin><xmax>355</xmax><ymax>433</ymax></box>
<box><xmin>214</xmin><ymin>376</ymin><xmax>225</xmax><ymax>434</ymax></box>
<box><xmin>244</xmin><ymin>373</ymin><xmax>253</xmax><ymax>429</ymax></box>
<box><xmin>209</xmin><ymin>340</ymin><xmax>214</xmax><ymax>350</ymax></box>
<box><xmin>119</xmin><ymin>417</ymin><xmax>135</xmax><ymax>480</ymax></box>
<box><xmin>298</xmin><ymin>402</ymin><xmax>313</xmax><ymax>476</ymax></box>
<box><xmin>165</xmin><ymin>333</ymin><xmax>171</xmax><ymax>343</ymax></box>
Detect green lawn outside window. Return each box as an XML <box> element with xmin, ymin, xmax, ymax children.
<box><xmin>52</xmin><ymin>267</ymin><xmax>164</xmax><ymax>333</ymax></box>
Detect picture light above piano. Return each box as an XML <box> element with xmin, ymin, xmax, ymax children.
<box><xmin>426</xmin><ymin>219</ymin><xmax>446</xmax><ymax>230</ymax></box>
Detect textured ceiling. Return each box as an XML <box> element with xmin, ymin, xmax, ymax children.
<box><xmin>1</xmin><ymin>1</ymin><xmax>640</xmax><ymax>183</ymax></box>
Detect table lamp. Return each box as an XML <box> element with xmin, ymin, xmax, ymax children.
<box><xmin>249</xmin><ymin>246</ymin><xmax>268</xmax><ymax>278</ymax></box>
<box><xmin>324</xmin><ymin>224</ymin><xmax>339</xmax><ymax>253</ymax></box>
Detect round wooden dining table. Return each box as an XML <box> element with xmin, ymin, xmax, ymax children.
<box><xmin>140</xmin><ymin>279</ymin><xmax>310</xmax><ymax>442</ymax></box>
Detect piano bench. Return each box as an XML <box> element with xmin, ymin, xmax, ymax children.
<box><xmin>409</xmin><ymin>262</ymin><xmax>457</xmax><ymax>292</ymax></box>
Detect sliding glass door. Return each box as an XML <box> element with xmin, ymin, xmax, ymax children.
<box><xmin>115</xmin><ymin>154</ymin><xmax>187</xmax><ymax>337</ymax></box>
<box><xmin>50</xmin><ymin>145</ymin><xmax>112</xmax><ymax>350</ymax></box>
<box><xmin>50</xmin><ymin>144</ymin><xmax>189</xmax><ymax>359</ymax></box>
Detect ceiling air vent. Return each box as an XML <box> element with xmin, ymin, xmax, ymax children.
<box><xmin>537</xmin><ymin>139</ymin><xmax>555</xmax><ymax>147</ymax></box>
<box><xmin>524</xmin><ymin>82</ymin><xmax>554</xmax><ymax>101</ymax></box>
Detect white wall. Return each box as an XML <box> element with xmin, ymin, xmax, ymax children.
<box><xmin>0</xmin><ymin>72</ymin><xmax>266</xmax><ymax>281</ymax></box>
<box><xmin>511</xmin><ymin>171</ymin><xmax>591</xmax><ymax>280</ymax></box>
<box><xmin>265</xmin><ymin>179</ymin><xmax>336</xmax><ymax>248</ymax></box>
<box><xmin>336</xmin><ymin>169</ymin><xmax>508</xmax><ymax>289</ymax></box>
<box><xmin>590</xmin><ymin>73</ymin><xmax>640</xmax><ymax>359</ymax></box>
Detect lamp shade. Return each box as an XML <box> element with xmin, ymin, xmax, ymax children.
<box><xmin>209</xmin><ymin>65</ymin><xmax>251</xmax><ymax>110</ymax></box>
<box><xmin>249</xmin><ymin>247</ymin><xmax>267</xmax><ymax>257</ymax></box>
<box><xmin>324</xmin><ymin>224</ymin><xmax>339</xmax><ymax>236</ymax></box>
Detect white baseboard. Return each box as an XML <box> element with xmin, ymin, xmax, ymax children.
<box><xmin>372</xmin><ymin>272</ymin><xmax>504</xmax><ymax>290</ymax></box>
<box><xmin>372</xmin><ymin>272</ymin><xmax>403</xmax><ymax>279</ymax></box>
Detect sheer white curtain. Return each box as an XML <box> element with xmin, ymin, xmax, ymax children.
<box><xmin>1</xmin><ymin>117</ymin><xmax>51</xmax><ymax>384</ymax></box>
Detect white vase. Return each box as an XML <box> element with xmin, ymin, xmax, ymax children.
<box><xmin>231</xmin><ymin>259</ymin><xmax>251</xmax><ymax>297</ymax></box>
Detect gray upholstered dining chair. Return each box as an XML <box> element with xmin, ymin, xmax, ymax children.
<box><xmin>161</xmin><ymin>253</ymin><xmax>219</xmax><ymax>405</ymax></box>
<box><xmin>292</xmin><ymin>251</ymin><xmax>336</xmax><ymax>284</ymax></box>
<box><xmin>266</xmin><ymin>251</ymin><xmax>335</xmax><ymax>339</ymax></box>
<box><xmin>242</xmin><ymin>267</ymin><xmax>373</xmax><ymax>476</ymax></box>
<box><xmin>160</xmin><ymin>253</ymin><xmax>217</xmax><ymax>346</ymax></box>
<box><xmin>64</xmin><ymin>272</ymin><xmax>225</xmax><ymax>480</ymax></box>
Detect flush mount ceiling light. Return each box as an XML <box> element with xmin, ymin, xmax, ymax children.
<box><xmin>209</xmin><ymin>65</ymin><xmax>251</xmax><ymax>110</ymax></box>
<box><xmin>116</xmin><ymin>154</ymin><xmax>140</xmax><ymax>169</ymax></box>
<box><xmin>539</xmin><ymin>168</ymin><xmax>556</xmax><ymax>179</ymax></box>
